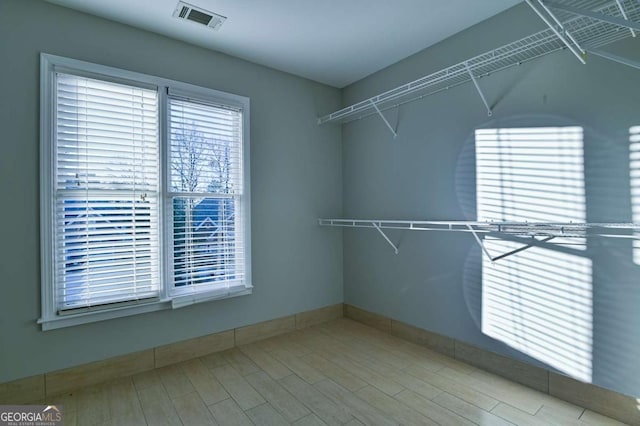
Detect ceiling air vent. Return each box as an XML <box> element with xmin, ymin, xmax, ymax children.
<box><xmin>173</xmin><ymin>1</ymin><xmax>226</xmax><ymax>31</ymax></box>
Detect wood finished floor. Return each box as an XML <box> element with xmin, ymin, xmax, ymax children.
<box><xmin>45</xmin><ymin>318</ymin><xmax>629</xmax><ymax>425</ymax></box>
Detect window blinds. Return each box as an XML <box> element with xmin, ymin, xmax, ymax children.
<box><xmin>55</xmin><ymin>73</ymin><xmax>159</xmax><ymax>311</ymax></box>
<box><xmin>168</xmin><ymin>97</ymin><xmax>245</xmax><ymax>298</ymax></box>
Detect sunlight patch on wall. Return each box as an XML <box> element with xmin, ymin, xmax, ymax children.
<box><xmin>476</xmin><ymin>126</ymin><xmax>593</xmax><ymax>382</ymax></box>
<box><xmin>481</xmin><ymin>239</ymin><xmax>592</xmax><ymax>381</ymax></box>
<box><xmin>476</xmin><ymin>127</ymin><xmax>586</xmax><ymax>225</ymax></box>
<box><xmin>630</xmin><ymin>126</ymin><xmax>640</xmax><ymax>265</ymax></box>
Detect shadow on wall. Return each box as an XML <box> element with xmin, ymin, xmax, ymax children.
<box><xmin>456</xmin><ymin>116</ymin><xmax>640</xmax><ymax>397</ymax></box>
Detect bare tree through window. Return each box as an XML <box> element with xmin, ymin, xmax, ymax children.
<box><xmin>170</xmin><ymin>98</ymin><xmax>239</xmax><ymax>289</ymax></box>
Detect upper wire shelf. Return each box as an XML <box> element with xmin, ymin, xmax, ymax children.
<box><xmin>317</xmin><ymin>0</ymin><xmax>640</xmax><ymax>126</ymax></box>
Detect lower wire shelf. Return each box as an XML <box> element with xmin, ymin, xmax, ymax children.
<box><xmin>318</xmin><ymin>218</ymin><xmax>640</xmax><ymax>261</ymax></box>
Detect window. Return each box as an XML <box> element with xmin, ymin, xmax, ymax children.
<box><xmin>40</xmin><ymin>54</ymin><xmax>251</xmax><ymax>329</ymax></box>
<box><xmin>168</xmin><ymin>94</ymin><xmax>248</xmax><ymax>306</ymax></box>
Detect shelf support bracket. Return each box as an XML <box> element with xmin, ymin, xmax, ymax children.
<box><xmin>616</xmin><ymin>0</ymin><xmax>637</xmax><ymax>37</ymax></box>
<box><xmin>525</xmin><ymin>0</ymin><xmax>586</xmax><ymax>64</ymax></box>
<box><xmin>536</xmin><ymin>0</ymin><xmax>586</xmax><ymax>54</ymax></box>
<box><xmin>465</xmin><ymin>62</ymin><xmax>492</xmax><ymax>117</ymax></box>
<box><xmin>491</xmin><ymin>236</ymin><xmax>556</xmax><ymax>262</ymax></box>
<box><xmin>544</xmin><ymin>0</ymin><xmax>640</xmax><ymax>33</ymax></box>
<box><xmin>587</xmin><ymin>48</ymin><xmax>640</xmax><ymax>70</ymax></box>
<box><xmin>466</xmin><ymin>225</ymin><xmax>494</xmax><ymax>262</ymax></box>
<box><xmin>467</xmin><ymin>227</ymin><xmax>557</xmax><ymax>262</ymax></box>
<box><xmin>372</xmin><ymin>222</ymin><xmax>399</xmax><ymax>254</ymax></box>
<box><xmin>369</xmin><ymin>100</ymin><xmax>397</xmax><ymax>138</ymax></box>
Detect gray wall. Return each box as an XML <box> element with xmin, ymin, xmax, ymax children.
<box><xmin>342</xmin><ymin>4</ymin><xmax>640</xmax><ymax>397</ymax></box>
<box><xmin>0</xmin><ymin>0</ymin><xmax>343</xmax><ymax>383</ymax></box>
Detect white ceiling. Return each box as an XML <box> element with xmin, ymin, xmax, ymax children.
<box><xmin>45</xmin><ymin>0</ymin><xmax>522</xmax><ymax>88</ymax></box>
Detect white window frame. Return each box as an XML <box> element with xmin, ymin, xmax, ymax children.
<box><xmin>39</xmin><ymin>53</ymin><xmax>251</xmax><ymax>330</ymax></box>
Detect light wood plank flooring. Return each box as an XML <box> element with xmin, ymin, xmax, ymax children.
<box><xmin>44</xmin><ymin>319</ymin><xmax>629</xmax><ymax>425</ymax></box>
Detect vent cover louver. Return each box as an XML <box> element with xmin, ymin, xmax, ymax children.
<box><xmin>173</xmin><ymin>1</ymin><xmax>226</xmax><ymax>30</ymax></box>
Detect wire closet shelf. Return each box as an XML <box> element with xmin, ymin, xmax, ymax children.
<box><xmin>318</xmin><ymin>219</ymin><xmax>640</xmax><ymax>239</ymax></box>
<box><xmin>319</xmin><ymin>219</ymin><xmax>640</xmax><ymax>261</ymax></box>
<box><xmin>317</xmin><ymin>0</ymin><xmax>640</xmax><ymax>125</ymax></box>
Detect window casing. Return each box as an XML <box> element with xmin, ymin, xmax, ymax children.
<box><xmin>40</xmin><ymin>54</ymin><xmax>251</xmax><ymax>330</ymax></box>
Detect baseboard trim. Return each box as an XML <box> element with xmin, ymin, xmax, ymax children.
<box><xmin>0</xmin><ymin>303</ymin><xmax>343</xmax><ymax>403</ymax></box>
<box><xmin>5</xmin><ymin>302</ymin><xmax>637</xmax><ymax>425</ymax></box>
<box><xmin>549</xmin><ymin>372</ymin><xmax>640</xmax><ymax>426</ymax></box>
<box><xmin>344</xmin><ymin>304</ymin><xmax>639</xmax><ymax>426</ymax></box>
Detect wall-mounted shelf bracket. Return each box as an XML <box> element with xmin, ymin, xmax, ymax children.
<box><xmin>615</xmin><ymin>0</ymin><xmax>637</xmax><ymax>36</ymax></box>
<box><xmin>465</xmin><ymin>225</ymin><xmax>558</xmax><ymax>262</ymax></box>
<box><xmin>466</xmin><ymin>224</ymin><xmax>494</xmax><ymax>261</ymax></box>
<box><xmin>537</xmin><ymin>0</ymin><xmax>587</xmax><ymax>53</ymax></box>
<box><xmin>369</xmin><ymin>100</ymin><xmax>397</xmax><ymax>138</ymax></box>
<box><xmin>525</xmin><ymin>0</ymin><xmax>587</xmax><ymax>64</ymax></box>
<box><xmin>464</xmin><ymin>62</ymin><xmax>492</xmax><ymax>117</ymax></box>
<box><xmin>545</xmin><ymin>0</ymin><xmax>640</xmax><ymax>32</ymax></box>
<box><xmin>490</xmin><ymin>235</ymin><xmax>556</xmax><ymax>262</ymax></box>
<box><xmin>587</xmin><ymin>48</ymin><xmax>640</xmax><ymax>69</ymax></box>
<box><xmin>372</xmin><ymin>222</ymin><xmax>399</xmax><ymax>254</ymax></box>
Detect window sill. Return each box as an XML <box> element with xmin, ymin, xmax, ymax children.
<box><xmin>38</xmin><ymin>286</ymin><xmax>252</xmax><ymax>331</ymax></box>
<box><xmin>171</xmin><ymin>285</ymin><xmax>253</xmax><ymax>309</ymax></box>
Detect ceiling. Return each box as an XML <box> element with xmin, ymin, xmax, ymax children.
<box><xmin>45</xmin><ymin>0</ymin><xmax>522</xmax><ymax>88</ymax></box>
